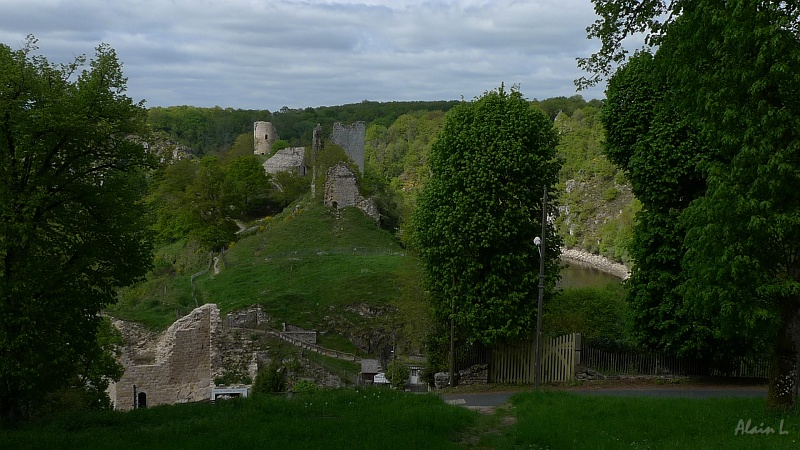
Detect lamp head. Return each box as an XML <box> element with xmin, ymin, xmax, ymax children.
<box><xmin>533</xmin><ymin>237</ymin><xmax>541</xmax><ymax>246</ymax></box>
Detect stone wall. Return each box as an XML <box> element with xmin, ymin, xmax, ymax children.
<box><xmin>331</xmin><ymin>122</ymin><xmax>365</xmax><ymax>173</ymax></box>
<box><xmin>323</xmin><ymin>162</ymin><xmax>379</xmax><ymax>221</ymax></box>
<box><xmin>263</xmin><ymin>147</ymin><xmax>307</xmax><ymax>175</ymax></box>
<box><xmin>108</xmin><ymin>304</ymin><xmax>222</xmax><ymax>410</ymax></box>
<box><xmin>254</xmin><ymin>121</ymin><xmax>279</xmax><ymax>155</ymax></box>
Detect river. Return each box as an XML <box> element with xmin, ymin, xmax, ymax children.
<box><xmin>558</xmin><ymin>259</ymin><xmax>623</xmax><ymax>288</ymax></box>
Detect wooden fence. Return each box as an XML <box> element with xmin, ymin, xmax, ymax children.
<box><xmin>489</xmin><ymin>333</ymin><xmax>581</xmax><ymax>384</ymax></box>
<box><xmin>582</xmin><ymin>346</ymin><xmax>771</xmax><ymax>379</ymax></box>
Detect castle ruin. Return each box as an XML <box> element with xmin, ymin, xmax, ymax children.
<box><xmin>108</xmin><ymin>304</ymin><xmax>223</xmax><ymax>410</ymax></box>
<box><xmin>331</xmin><ymin>122</ymin><xmax>366</xmax><ymax>173</ymax></box>
<box><xmin>254</xmin><ymin>121</ymin><xmax>279</xmax><ymax>155</ymax></box>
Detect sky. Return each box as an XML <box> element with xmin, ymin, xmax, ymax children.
<box><xmin>0</xmin><ymin>0</ymin><xmax>608</xmax><ymax>111</ymax></box>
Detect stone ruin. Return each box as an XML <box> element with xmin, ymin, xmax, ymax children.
<box><xmin>108</xmin><ymin>304</ymin><xmax>223</xmax><ymax>410</ymax></box>
<box><xmin>263</xmin><ymin>147</ymin><xmax>307</xmax><ymax>176</ymax></box>
<box><xmin>331</xmin><ymin>122</ymin><xmax>365</xmax><ymax>173</ymax></box>
<box><xmin>254</xmin><ymin>121</ymin><xmax>279</xmax><ymax>155</ymax></box>
<box><xmin>323</xmin><ymin>162</ymin><xmax>379</xmax><ymax>221</ymax></box>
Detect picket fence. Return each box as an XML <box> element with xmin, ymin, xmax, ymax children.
<box><xmin>489</xmin><ymin>333</ymin><xmax>581</xmax><ymax>384</ymax></box>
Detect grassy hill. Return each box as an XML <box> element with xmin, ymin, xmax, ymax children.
<box><xmin>108</xmin><ymin>195</ymin><xmax>428</xmax><ymax>356</ymax></box>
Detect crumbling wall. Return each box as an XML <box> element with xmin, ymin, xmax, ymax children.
<box><xmin>331</xmin><ymin>122</ymin><xmax>365</xmax><ymax>173</ymax></box>
<box><xmin>254</xmin><ymin>121</ymin><xmax>279</xmax><ymax>155</ymax></box>
<box><xmin>263</xmin><ymin>147</ymin><xmax>307</xmax><ymax>175</ymax></box>
<box><xmin>323</xmin><ymin>162</ymin><xmax>379</xmax><ymax>221</ymax></box>
<box><xmin>108</xmin><ymin>304</ymin><xmax>222</xmax><ymax>410</ymax></box>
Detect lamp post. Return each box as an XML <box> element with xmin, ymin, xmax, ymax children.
<box><xmin>534</xmin><ymin>186</ymin><xmax>547</xmax><ymax>388</ymax></box>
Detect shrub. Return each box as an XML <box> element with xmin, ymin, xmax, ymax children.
<box><xmin>253</xmin><ymin>360</ymin><xmax>287</xmax><ymax>394</ymax></box>
<box><xmin>386</xmin><ymin>361</ymin><xmax>409</xmax><ymax>390</ymax></box>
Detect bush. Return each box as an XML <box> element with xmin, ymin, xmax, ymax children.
<box><xmin>386</xmin><ymin>361</ymin><xmax>409</xmax><ymax>390</ymax></box>
<box><xmin>253</xmin><ymin>360</ymin><xmax>287</xmax><ymax>394</ymax></box>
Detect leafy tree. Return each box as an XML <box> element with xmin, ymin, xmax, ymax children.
<box><xmin>583</xmin><ymin>0</ymin><xmax>800</xmax><ymax>409</ymax></box>
<box><xmin>150</xmin><ymin>158</ymin><xmax>198</xmax><ymax>242</ymax></box>
<box><xmin>185</xmin><ymin>156</ymin><xmax>237</xmax><ymax>249</ymax></box>
<box><xmin>413</xmin><ymin>86</ymin><xmax>562</xmax><ymax>367</ymax></box>
<box><xmin>602</xmin><ymin>52</ymin><xmax>721</xmax><ymax>357</ymax></box>
<box><xmin>223</xmin><ymin>132</ymin><xmax>255</xmax><ymax>162</ymax></box>
<box><xmin>0</xmin><ymin>38</ymin><xmax>153</xmax><ymax>423</ymax></box>
<box><xmin>385</xmin><ymin>361</ymin><xmax>409</xmax><ymax>390</ymax></box>
<box><xmin>223</xmin><ymin>155</ymin><xmax>271</xmax><ymax>219</ymax></box>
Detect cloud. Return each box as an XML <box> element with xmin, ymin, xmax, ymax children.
<box><xmin>0</xmin><ymin>0</ymin><xmax>607</xmax><ymax>110</ymax></box>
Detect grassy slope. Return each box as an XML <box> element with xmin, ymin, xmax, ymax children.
<box><xmin>108</xmin><ymin>196</ymin><xmax>429</xmax><ymax>352</ymax></box>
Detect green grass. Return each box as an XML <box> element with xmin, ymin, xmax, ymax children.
<box><xmin>478</xmin><ymin>390</ymin><xmax>798</xmax><ymax>449</ymax></box>
<box><xmin>4</xmin><ymin>389</ymin><xmax>796</xmax><ymax>449</ymax></box>
<box><xmin>2</xmin><ymin>389</ymin><xmax>476</xmax><ymax>450</ymax></box>
<box><xmin>108</xmin><ymin>199</ymin><xmax>429</xmax><ymax>348</ymax></box>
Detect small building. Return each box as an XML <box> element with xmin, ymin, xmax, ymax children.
<box><xmin>360</xmin><ymin>359</ymin><xmax>382</xmax><ymax>385</ymax></box>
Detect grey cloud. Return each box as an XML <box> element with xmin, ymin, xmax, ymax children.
<box><xmin>1</xmin><ymin>0</ymin><xmax>607</xmax><ymax>110</ymax></box>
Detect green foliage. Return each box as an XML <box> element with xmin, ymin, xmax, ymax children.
<box><xmin>147</xmin><ymin>106</ymin><xmax>270</xmax><ymax>156</ymax></box>
<box><xmin>253</xmin><ymin>360</ymin><xmax>287</xmax><ymax>394</ymax></box>
<box><xmin>290</xmin><ymin>379</ymin><xmax>318</xmax><ymax>393</ymax></box>
<box><xmin>271</xmin><ymin>139</ymin><xmax>290</xmax><ymax>152</ymax></box>
<box><xmin>223</xmin><ymin>132</ymin><xmax>255</xmax><ymax>162</ymax></box>
<box><xmin>553</xmin><ymin>104</ymin><xmax>634</xmax><ymax>263</ymax></box>
<box><xmin>385</xmin><ymin>361</ymin><xmax>409</xmax><ymax>390</ymax></box>
<box><xmin>223</xmin><ymin>155</ymin><xmax>272</xmax><ymax>218</ymax></box>
<box><xmin>589</xmin><ymin>0</ymin><xmax>800</xmax><ymax>408</ymax></box>
<box><xmin>414</xmin><ymin>85</ymin><xmax>562</xmax><ymax>350</ymax></box>
<box><xmin>544</xmin><ymin>286</ymin><xmax>631</xmax><ymax>349</ymax></box>
<box><xmin>0</xmin><ymin>37</ymin><xmax>153</xmax><ymax>423</ymax></box>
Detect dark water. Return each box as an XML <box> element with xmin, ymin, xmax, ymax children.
<box><xmin>558</xmin><ymin>259</ymin><xmax>623</xmax><ymax>288</ymax></box>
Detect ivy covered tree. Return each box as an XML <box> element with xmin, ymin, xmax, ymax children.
<box><xmin>584</xmin><ymin>0</ymin><xmax>800</xmax><ymax>409</ymax></box>
<box><xmin>413</xmin><ymin>86</ymin><xmax>561</xmax><ymax>371</ymax></box>
<box><xmin>0</xmin><ymin>38</ymin><xmax>153</xmax><ymax>423</ymax></box>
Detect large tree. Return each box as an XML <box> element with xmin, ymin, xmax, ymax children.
<box><xmin>584</xmin><ymin>1</ymin><xmax>800</xmax><ymax>409</ymax></box>
<box><xmin>0</xmin><ymin>38</ymin><xmax>153</xmax><ymax>422</ymax></box>
<box><xmin>413</xmin><ymin>86</ymin><xmax>561</xmax><ymax>370</ymax></box>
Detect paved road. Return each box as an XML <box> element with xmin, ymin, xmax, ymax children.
<box><xmin>442</xmin><ymin>387</ymin><xmax>767</xmax><ymax>408</ymax></box>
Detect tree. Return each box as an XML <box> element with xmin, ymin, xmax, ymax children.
<box><xmin>602</xmin><ymin>52</ymin><xmax>721</xmax><ymax>357</ymax></box>
<box><xmin>583</xmin><ymin>0</ymin><xmax>800</xmax><ymax>409</ymax></box>
<box><xmin>223</xmin><ymin>155</ymin><xmax>272</xmax><ymax>219</ymax></box>
<box><xmin>0</xmin><ymin>38</ymin><xmax>153</xmax><ymax>423</ymax></box>
<box><xmin>413</xmin><ymin>86</ymin><xmax>561</xmax><ymax>371</ymax></box>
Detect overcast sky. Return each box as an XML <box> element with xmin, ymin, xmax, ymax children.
<box><xmin>0</xmin><ymin>0</ymin><xmax>607</xmax><ymax>111</ymax></box>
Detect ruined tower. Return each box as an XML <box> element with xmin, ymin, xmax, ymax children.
<box><xmin>253</xmin><ymin>121</ymin><xmax>278</xmax><ymax>155</ymax></box>
<box><xmin>331</xmin><ymin>122</ymin><xmax>366</xmax><ymax>173</ymax></box>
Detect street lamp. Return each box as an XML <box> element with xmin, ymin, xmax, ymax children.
<box><xmin>534</xmin><ymin>186</ymin><xmax>547</xmax><ymax>388</ymax></box>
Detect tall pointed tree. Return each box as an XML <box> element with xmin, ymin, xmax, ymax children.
<box><xmin>413</xmin><ymin>86</ymin><xmax>561</xmax><ymax>371</ymax></box>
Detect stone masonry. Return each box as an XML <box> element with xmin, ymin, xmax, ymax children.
<box><xmin>323</xmin><ymin>162</ymin><xmax>379</xmax><ymax>221</ymax></box>
<box><xmin>108</xmin><ymin>304</ymin><xmax>223</xmax><ymax>410</ymax></box>
<box><xmin>263</xmin><ymin>147</ymin><xmax>307</xmax><ymax>176</ymax></box>
<box><xmin>331</xmin><ymin>122</ymin><xmax>365</xmax><ymax>173</ymax></box>
<box><xmin>254</xmin><ymin>121</ymin><xmax>279</xmax><ymax>155</ymax></box>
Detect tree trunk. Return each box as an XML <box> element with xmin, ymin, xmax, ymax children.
<box><xmin>766</xmin><ymin>297</ymin><xmax>800</xmax><ymax>410</ymax></box>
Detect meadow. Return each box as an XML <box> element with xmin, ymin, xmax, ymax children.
<box><xmin>3</xmin><ymin>388</ymin><xmax>795</xmax><ymax>449</ymax></box>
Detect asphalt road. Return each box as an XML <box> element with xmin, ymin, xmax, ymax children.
<box><xmin>441</xmin><ymin>387</ymin><xmax>767</xmax><ymax>408</ymax></box>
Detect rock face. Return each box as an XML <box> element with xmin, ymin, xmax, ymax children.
<box><xmin>108</xmin><ymin>304</ymin><xmax>222</xmax><ymax>410</ymax></box>
<box><xmin>331</xmin><ymin>122</ymin><xmax>365</xmax><ymax>173</ymax></box>
<box><xmin>323</xmin><ymin>162</ymin><xmax>379</xmax><ymax>221</ymax></box>
<box><xmin>263</xmin><ymin>147</ymin><xmax>307</xmax><ymax>176</ymax></box>
<box><xmin>254</xmin><ymin>121</ymin><xmax>279</xmax><ymax>155</ymax></box>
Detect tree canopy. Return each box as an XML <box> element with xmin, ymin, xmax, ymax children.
<box><xmin>587</xmin><ymin>0</ymin><xmax>800</xmax><ymax>409</ymax></box>
<box><xmin>0</xmin><ymin>38</ymin><xmax>154</xmax><ymax>422</ymax></box>
<box><xmin>413</xmin><ymin>86</ymin><xmax>561</xmax><ymax>368</ymax></box>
